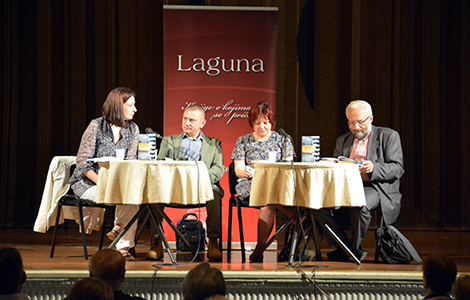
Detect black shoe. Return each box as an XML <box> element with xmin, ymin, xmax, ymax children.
<box><xmin>352</xmin><ymin>249</ymin><xmax>367</xmax><ymax>262</ymax></box>
<box><xmin>326</xmin><ymin>248</ymin><xmax>350</xmax><ymax>262</ymax></box>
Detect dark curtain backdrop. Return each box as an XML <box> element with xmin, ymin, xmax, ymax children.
<box><xmin>1</xmin><ymin>0</ymin><xmax>469</xmax><ymax>231</ymax></box>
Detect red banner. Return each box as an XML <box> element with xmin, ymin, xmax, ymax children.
<box><xmin>163</xmin><ymin>6</ymin><xmax>278</xmax><ymax>244</ymax></box>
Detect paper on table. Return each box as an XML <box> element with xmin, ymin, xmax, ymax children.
<box><xmin>87</xmin><ymin>157</ymin><xmax>118</xmax><ymax>163</ymax></box>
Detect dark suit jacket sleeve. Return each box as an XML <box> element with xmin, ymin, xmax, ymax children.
<box><xmin>333</xmin><ymin>134</ymin><xmax>350</xmax><ymax>158</ymax></box>
<box><xmin>333</xmin><ymin>127</ymin><xmax>404</xmax><ymax>183</ymax></box>
<box><xmin>369</xmin><ymin>129</ymin><xmax>404</xmax><ymax>183</ymax></box>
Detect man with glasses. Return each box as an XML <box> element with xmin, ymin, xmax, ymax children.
<box><xmin>316</xmin><ymin>100</ymin><xmax>405</xmax><ymax>262</ymax></box>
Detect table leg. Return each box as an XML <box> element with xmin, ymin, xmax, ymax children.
<box><xmin>288</xmin><ymin>223</ymin><xmax>300</xmax><ymax>265</ymax></box>
<box><xmin>147</xmin><ymin>205</ymin><xmax>177</xmax><ymax>264</ymax></box>
<box><xmin>282</xmin><ymin>209</ymin><xmax>312</xmax><ymax>265</ymax></box>
<box><xmin>108</xmin><ymin>206</ymin><xmax>147</xmax><ymax>250</ymax></box>
<box><xmin>312</xmin><ymin>215</ymin><xmax>361</xmax><ymax>265</ymax></box>
<box><xmin>151</xmin><ymin>204</ymin><xmax>200</xmax><ymax>261</ymax></box>
<box><xmin>134</xmin><ymin>209</ymin><xmax>149</xmax><ymax>244</ymax></box>
<box><xmin>250</xmin><ymin>212</ymin><xmax>298</xmax><ymax>262</ymax></box>
<box><xmin>308</xmin><ymin>211</ymin><xmax>323</xmax><ymax>261</ymax></box>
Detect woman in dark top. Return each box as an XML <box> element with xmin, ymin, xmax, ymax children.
<box><xmin>70</xmin><ymin>87</ymin><xmax>139</xmax><ymax>260</ymax></box>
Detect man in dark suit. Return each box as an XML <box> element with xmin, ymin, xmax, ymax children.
<box><xmin>146</xmin><ymin>104</ymin><xmax>224</xmax><ymax>261</ymax></box>
<box><xmin>317</xmin><ymin>99</ymin><xmax>405</xmax><ymax>262</ymax></box>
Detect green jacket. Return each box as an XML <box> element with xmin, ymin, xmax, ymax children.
<box><xmin>157</xmin><ymin>133</ymin><xmax>225</xmax><ymax>197</ymax></box>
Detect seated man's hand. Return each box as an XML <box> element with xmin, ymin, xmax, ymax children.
<box><xmin>359</xmin><ymin>160</ymin><xmax>374</xmax><ymax>174</ymax></box>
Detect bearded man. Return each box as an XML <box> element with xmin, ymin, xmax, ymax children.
<box><xmin>316</xmin><ymin>100</ymin><xmax>405</xmax><ymax>262</ymax></box>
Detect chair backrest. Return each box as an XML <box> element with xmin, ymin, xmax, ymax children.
<box><xmin>70</xmin><ymin>163</ymin><xmax>76</xmax><ymax>176</ymax></box>
<box><xmin>66</xmin><ymin>164</ymin><xmax>77</xmax><ymax>196</ymax></box>
<box><xmin>228</xmin><ymin>161</ymin><xmax>238</xmax><ymax>196</ymax></box>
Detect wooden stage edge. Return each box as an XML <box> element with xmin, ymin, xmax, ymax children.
<box><xmin>2</xmin><ymin>227</ymin><xmax>470</xmax><ymax>274</ymax></box>
<box><xmin>2</xmin><ymin>227</ymin><xmax>470</xmax><ymax>300</ymax></box>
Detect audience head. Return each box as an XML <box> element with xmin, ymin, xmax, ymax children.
<box><xmin>423</xmin><ymin>255</ymin><xmax>457</xmax><ymax>296</ymax></box>
<box><xmin>345</xmin><ymin>99</ymin><xmax>374</xmax><ymax>140</ymax></box>
<box><xmin>182</xmin><ymin>104</ymin><xmax>206</xmax><ymax>139</ymax></box>
<box><xmin>89</xmin><ymin>249</ymin><xmax>126</xmax><ymax>291</ymax></box>
<box><xmin>0</xmin><ymin>246</ymin><xmax>27</xmax><ymax>295</ymax></box>
<box><xmin>452</xmin><ymin>274</ymin><xmax>470</xmax><ymax>300</ymax></box>
<box><xmin>102</xmin><ymin>87</ymin><xmax>137</xmax><ymax>128</ymax></box>
<box><xmin>182</xmin><ymin>262</ymin><xmax>227</xmax><ymax>300</ymax></box>
<box><xmin>206</xmin><ymin>296</ymin><xmax>230</xmax><ymax>300</ymax></box>
<box><xmin>67</xmin><ymin>277</ymin><xmax>114</xmax><ymax>300</ymax></box>
<box><xmin>248</xmin><ymin>101</ymin><xmax>276</xmax><ymax>129</ymax></box>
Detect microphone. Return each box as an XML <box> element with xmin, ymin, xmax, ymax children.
<box><xmin>278</xmin><ymin>128</ymin><xmax>296</xmax><ymax>161</ymax></box>
<box><xmin>278</xmin><ymin>128</ymin><xmax>292</xmax><ymax>140</ymax></box>
<box><xmin>145</xmin><ymin>128</ymin><xmax>194</xmax><ymax>161</ymax></box>
<box><xmin>145</xmin><ymin>127</ymin><xmax>163</xmax><ymax>139</ymax></box>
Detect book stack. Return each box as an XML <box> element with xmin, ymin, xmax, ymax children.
<box><xmin>301</xmin><ymin>136</ymin><xmax>320</xmax><ymax>162</ymax></box>
<box><xmin>320</xmin><ymin>156</ymin><xmax>363</xmax><ymax>164</ymax></box>
<box><xmin>138</xmin><ymin>134</ymin><xmax>157</xmax><ymax>160</ymax></box>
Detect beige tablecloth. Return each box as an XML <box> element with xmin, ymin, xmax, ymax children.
<box><xmin>94</xmin><ymin>160</ymin><xmax>214</xmax><ymax>205</ymax></box>
<box><xmin>250</xmin><ymin>162</ymin><xmax>366</xmax><ymax>209</ymax></box>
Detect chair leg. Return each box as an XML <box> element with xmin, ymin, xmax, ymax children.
<box><xmin>220</xmin><ymin>200</ymin><xmax>223</xmax><ymax>254</ymax></box>
<box><xmin>227</xmin><ymin>199</ymin><xmax>233</xmax><ymax>260</ymax></box>
<box><xmin>374</xmin><ymin>241</ymin><xmax>380</xmax><ymax>262</ymax></box>
<box><xmin>78</xmin><ymin>202</ymin><xmax>89</xmax><ymax>260</ymax></box>
<box><xmin>375</xmin><ymin>215</ymin><xmax>384</xmax><ymax>263</ymax></box>
<box><xmin>50</xmin><ymin>203</ymin><xmax>63</xmax><ymax>258</ymax></box>
<box><xmin>236</xmin><ymin>200</ymin><xmax>245</xmax><ymax>263</ymax></box>
<box><xmin>98</xmin><ymin>208</ymin><xmax>109</xmax><ymax>250</ymax></box>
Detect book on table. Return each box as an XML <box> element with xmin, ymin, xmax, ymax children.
<box><xmin>319</xmin><ymin>156</ymin><xmax>363</xmax><ymax>164</ymax></box>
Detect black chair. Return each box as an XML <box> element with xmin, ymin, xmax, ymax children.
<box><xmin>227</xmin><ymin>161</ymin><xmax>257</xmax><ymax>262</ymax></box>
<box><xmin>50</xmin><ymin>164</ymin><xmax>114</xmax><ymax>260</ymax></box>
<box><xmin>374</xmin><ymin>208</ymin><xmax>385</xmax><ymax>263</ymax></box>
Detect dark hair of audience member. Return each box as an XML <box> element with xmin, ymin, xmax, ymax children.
<box><xmin>452</xmin><ymin>275</ymin><xmax>470</xmax><ymax>300</ymax></box>
<box><xmin>423</xmin><ymin>254</ymin><xmax>457</xmax><ymax>295</ymax></box>
<box><xmin>248</xmin><ymin>101</ymin><xmax>276</xmax><ymax>129</ymax></box>
<box><xmin>182</xmin><ymin>262</ymin><xmax>227</xmax><ymax>300</ymax></box>
<box><xmin>0</xmin><ymin>246</ymin><xmax>26</xmax><ymax>295</ymax></box>
<box><xmin>67</xmin><ymin>277</ymin><xmax>114</xmax><ymax>300</ymax></box>
<box><xmin>206</xmin><ymin>296</ymin><xmax>229</xmax><ymax>300</ymax></box>
<box><xmin>89</xmin><ymin>249</ymin><xmax>126</xmax><ymax>291</ymax></box>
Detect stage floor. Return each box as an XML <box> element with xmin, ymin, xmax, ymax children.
<box><xmin>2</xmin><ymin>227</ymin><xmax>469</xmax><ymax>273</ymax></box>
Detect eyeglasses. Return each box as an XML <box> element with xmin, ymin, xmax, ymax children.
<box><xmin>348</xmin><ymin>115</ymin><xmax>371</xmax><ymax>127</ymax></box>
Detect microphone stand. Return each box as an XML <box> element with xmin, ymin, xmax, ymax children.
<box><xmin>277</xmin><ymin>128</ymin><xmax>314</xmax><ymax>267</ymax></box>
<box><xmin>278</xmin><ymin>128</ymin><xmax>295</xmax><ymax>162</ymax></box>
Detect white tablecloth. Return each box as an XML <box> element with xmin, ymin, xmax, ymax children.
<box><xmin>250</xmin><ymin>162</ymin><xmax>366</xmax><ymax>209</ymax></box>
<box><xmin>94</xmin><ymin>160</ymin><xmax>214</xmax><ymax>205</ymax></box>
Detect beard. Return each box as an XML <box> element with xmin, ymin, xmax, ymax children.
<box><xmin>351</xmin><ymin>125</ymin><xmax>371</xmax><ymax>140</ymax></box>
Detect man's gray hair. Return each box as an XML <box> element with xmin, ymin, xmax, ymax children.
<box><xmin>346</xmin><ymin>100</ymin><xmax>373</xmax><ymax>116</ymax></box>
